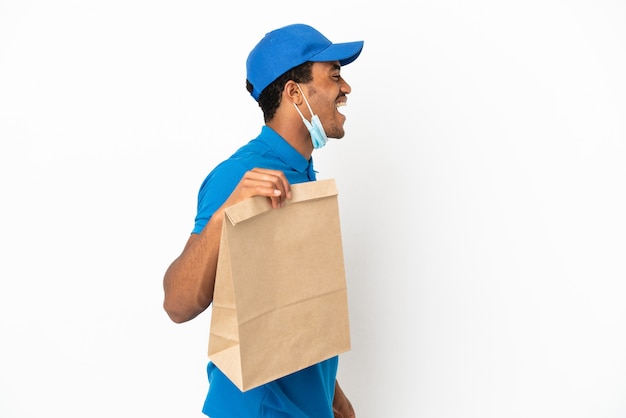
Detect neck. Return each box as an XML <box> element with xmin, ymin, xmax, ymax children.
<box><xmin>267</xmin><ymin>117</ymin><xmax>314</xmax><ymax>160</ymax></box>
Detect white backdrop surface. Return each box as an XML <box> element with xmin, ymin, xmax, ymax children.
<box><xmin>1</xmin><ymin>1</ymin><xmax>625</xmax><ymax>417</ymax></box>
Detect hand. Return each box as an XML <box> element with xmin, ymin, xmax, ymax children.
<box><xmin>333</xmin><ymin>381</ymin><xmax>355</xmax><ymax>418</ymax></box>
<box><xmin>222</xmin><ymin>168</ymin><xmax>292</xmax><ymax>210</ymax></box>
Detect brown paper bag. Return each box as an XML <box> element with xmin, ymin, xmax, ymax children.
<box><xmin>207</xmin><ymin>178</ymin><xmax>351</xmax><ymax>392</ymax></box>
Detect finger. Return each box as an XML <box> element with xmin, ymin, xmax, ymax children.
<box><xmin>249</xmin><ymin>168</ymin><xmax>290</xmax><ymax>193</ymax></box>
<box><xmin>270</xmin><ymin>188</ymin><xmax>282</xmax><ymax>208</ymax></box>
<box><xmin>248</xmin><ymin>168</ymin><xmax>291</xmax><ymax>203</ymax></box>
<box><xmin>238</xmin><ymin>178</ymin><xmax>283</xmax><ymax>208</ymax></box>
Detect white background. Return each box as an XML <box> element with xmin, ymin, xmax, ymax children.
<box><xmin>1</xmin><ymin>1</ymin><xmax>625</xmax><ymax>417</ymax></box>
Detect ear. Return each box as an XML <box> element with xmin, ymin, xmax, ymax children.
<box><xmin>284</xmin><ymin>80</ymin><xmax>302</xmax><ymax>105</ymax></box>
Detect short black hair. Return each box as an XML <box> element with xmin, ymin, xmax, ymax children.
<box><xmin>246</xmin><ymin>61</ymin><xmax>314</xmax><ymax>123</ymax></box>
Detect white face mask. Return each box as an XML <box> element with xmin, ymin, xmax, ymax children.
<box><xmin>293</xmin><ymin>84</ymin><xmax>329</xmax><ymax>149</ymax></box>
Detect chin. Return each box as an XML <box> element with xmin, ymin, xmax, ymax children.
<box><xmin>329</xmin><ymin>128</ymin><xmax>346</xmax><ymax>139</ymax></box>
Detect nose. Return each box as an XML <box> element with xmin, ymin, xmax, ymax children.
<box><xmin>340</xmin><ymin>77</ymin><xmax>352</xmax><ymax>94</ymax></box>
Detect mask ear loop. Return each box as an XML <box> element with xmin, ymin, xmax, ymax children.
<box><xmin>293</xmin><ymin>103</ymin><xmax>313</xmax><ymax>129</ymax></box>
<box><xmin>293</xmin><ymin>83</ymin><xmax>316</xmax><ymax>124</ymax></box>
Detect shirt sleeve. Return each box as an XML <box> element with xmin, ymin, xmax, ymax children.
<box><xmin>192</xmin><ymin>159</ymin><xmax>249</xmax><ymax>234</ymax></box>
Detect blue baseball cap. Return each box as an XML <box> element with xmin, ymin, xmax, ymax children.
<box><xmin>246</xmin><ymin>24</ymin><xmax>364</xmax><ymax>101</ymax></box>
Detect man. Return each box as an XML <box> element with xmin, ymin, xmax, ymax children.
<box><xmin>163</xmin><ymin>23</ymin><xmax>363</xmax><ymax>417</ymax></box>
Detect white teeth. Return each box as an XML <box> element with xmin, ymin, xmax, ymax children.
<box><xmin>336</xmin><ymin>102</ymin><xmax>346</xmax><ymax>108</ymax></box>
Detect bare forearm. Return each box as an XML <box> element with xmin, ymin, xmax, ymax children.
<box><xmin>163</xmin><ymin>214</ymin><xmax>223</xmax><ymax>323</ymax></box>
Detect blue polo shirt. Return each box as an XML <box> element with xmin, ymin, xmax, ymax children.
<box><xmin>192</xmin><ymin>126</ymin><xmax>339</xmax><ymax>418</ymax></box>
